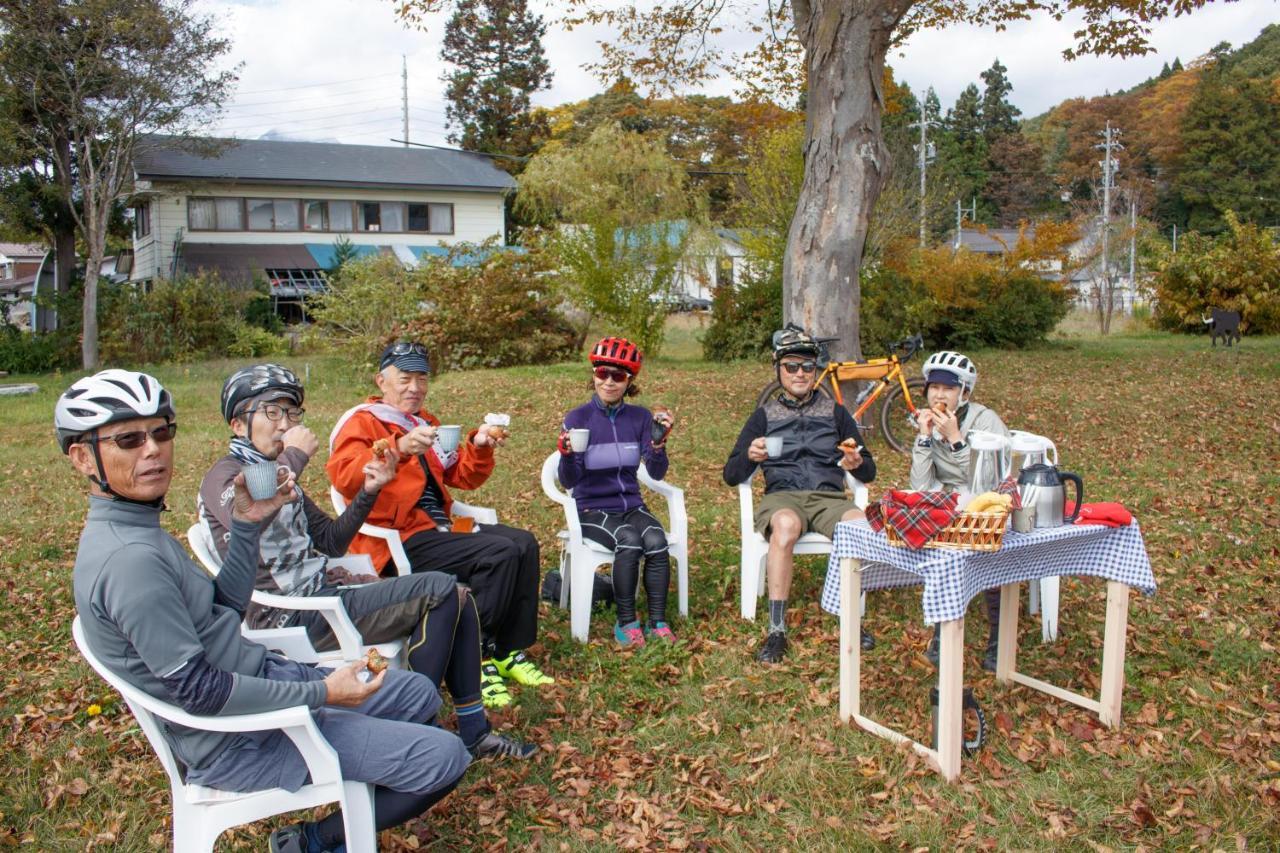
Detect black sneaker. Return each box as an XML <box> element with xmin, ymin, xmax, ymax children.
<box><xmin>269</xmin><ymin>824</ymin><xmax>307</xmax><ymax>853</ymax></box>
<box><xmin>755</xmin><ymin>631</ymin><xmax>788</xmax><ymax>663</ymax></box>
<box><xmin>468</xmin><ymin>731</ymin><xmax>538</xmax><ymax>760</ymax></box>
<box><xmin>861</xmin><ymin>629</ymin><xmax>876</xmax><ymax>651</ymax></box>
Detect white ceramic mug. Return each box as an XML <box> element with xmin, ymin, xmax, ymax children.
<box><xmin>436</xmin><ymin>424</ymin><xmax>462</xmax><ymax>454</ymax></box>
<box><xmin>569</xmin><ymin>428</ymin><xmax>591</xmax><ymax>453</ymax></box>
<box><xmin>765</xmin><ymin>435</ymin><xmax>783</xmax><ymax>458</ymax></box>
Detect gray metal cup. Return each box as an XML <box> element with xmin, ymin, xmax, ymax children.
<box><xmin>1012</xmin><ymin>506</ymin><xmax>1035</xmax><ymax>533</ymax></box>
<box><xmin>243</xmin><ymin>461</ymin><xmax>281</xmax><ymax>501</ymax></box>
<box><xmin>765</xmin><ymin>435</ymin><xmax>783</xmax><ymax>458</ymax></box>
<box><xmin>436</xmin><ymin>425</ymin><xmax>462</xmax><ymax>454</ymax></box>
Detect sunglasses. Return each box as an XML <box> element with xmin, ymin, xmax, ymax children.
<box><xmin>593</xmin><ymin>366</ymin><xmax>632</xmax><ymax>383</ymax></box>
<box><xmin>780</xmin><ymin>360</ymin><xmax>818</xmax><ymax>375</ymax></box>
<box><xmin>92</xmin><ymin>422</ymin><xmax>178</xmax><ymax>450</ymax></box>
<box><xmin>249</xmin><ymin>402</ymin><xmax>306</xmax><ymax>423</ymax></box>
<box><xmin>387</xmin><ymin>342</ymin><xmax>428</xmax><ymax>357</ymax></box>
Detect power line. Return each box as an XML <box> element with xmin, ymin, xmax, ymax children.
<box><xmin>233</xmin><ymin>73</ymin><xmax>397</xmax><ymax>97</ymax></box>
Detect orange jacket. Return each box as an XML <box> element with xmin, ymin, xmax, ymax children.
<box><xmin>326</xmin><ymin>396</ymin><xmax>495</xmax><ymax>571</ymax></box>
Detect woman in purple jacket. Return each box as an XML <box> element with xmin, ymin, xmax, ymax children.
<box><xmin>557</xmin><ymin>337</ymin><xmax>676</xmax><ymax>648</ymax></box>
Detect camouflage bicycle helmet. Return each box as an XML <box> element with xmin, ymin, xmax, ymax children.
<box><xmin>771</xmin><ymin>324</ymin><xmax>822</xmax><ymax>363</ymax></box>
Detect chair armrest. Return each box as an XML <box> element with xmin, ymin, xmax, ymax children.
<box><xmin>842</xmin><ymin>471</ymin><xmax>869</xmax><ymax>510</ymax></box>
<box><xmin>541</xmin><ymin>452</ymin><xmax>585</xmax><ymax>543</ymax></box>
<box><xmin>250</xmin><ymin>592</ymin><xmax>365</xmax><ymax>661</ymax></box>
<box><xmin>357</xmin><ymin>523</ymin><xmax>411</xmax><ymax>576</ymax></box>
<box><xmin>453</xmin><ymin>501</ymin><xmax>498</xmax><ymax>525</ymax></box>
<box><xmin>639</xmin><ymin>466</ymin><xmax>686</xmax><ymax>542</ymax></box>
<box><xmin>327</xmin><ymin>554</ymin><xmax>376</xmax><ymax>575</ymax></box>
<box><xmin>242</xmin><ymin>626</ymin><xmax>323</xmax><ymax>662</ymax></box>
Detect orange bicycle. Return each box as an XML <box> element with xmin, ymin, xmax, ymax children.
<box><xmin>757</xmin><ymin>332</ymin><xmax>926</xmax><ymax>454</ymax></box>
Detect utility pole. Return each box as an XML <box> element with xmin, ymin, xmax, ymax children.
<box><xmin>910</xmin><ymin>89</ymin><xmax>939</xmax><ymax>247</ymax></box>
<box><xmin>1095</xmin><ymin>121</ymin><xmax>1123</xmax><ymax>323</ymax></box>
<box><xmin>1172</xmin><ymin>224</ymin><xmax>1178</xmax><ymax>253</ymax></box>
<box><xmin>401</xmin><ymin>56</ymin><xmax>409</xmax><ymax>148</ymax></box>
<box><xmin>954</xmin><ymin>197</ymin><xmax>976</xmax><ymax>250</ymax></box>
<box><xmin>1128</xmin><ymin>192</ymin><xmax>1137</xmax><ymax>312</ymax></box>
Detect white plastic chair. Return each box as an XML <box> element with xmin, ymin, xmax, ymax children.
<box><xmin>540</xmin><ymin>452</ymin><xmax>689</xmax><ymax>643</ymax></box>
<box><xmin>328</xmin><ymin>406</ymin><xmax>498</xmax><ymax>576</ymax></box>
<box><xmin>72</xmin><ymin>616</ymin><xmax>377</xmax><ymax>853</ymax></box>
<box><xmin>738</xmin><ymin>467</ymin><xmax>868</xmax><ymax>621</ymax></box>
<box><xmin>187</xmin><ymin>520</ymin><xmax>404</xmax><ymax>668</ymax></box>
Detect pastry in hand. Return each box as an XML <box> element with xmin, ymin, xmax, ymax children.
<box><xmin>365</xmin><ymin>647</ymin><xmax>390</xmax><ymax>675</ymax></box>
<box><xmin>371</xmin><ymin>438</ymin><xmax>391</xmax><ymax>461</ymax></box>
<box><xmin>838</xmin><ymin>437</ymin><xmax>861</xmax><ymax>454</ymax></box>
<box><xmin>484</xmin><ymin>413</ymin><xmax>511</xmax><ymax>439</ymax></box>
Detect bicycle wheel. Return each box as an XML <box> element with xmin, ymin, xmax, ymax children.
<box><xmin>755</xmin><ymin>380</ymin><xmax>783</xmax><ymax>409</ymax></box>
<box><xmin>878</xmin><ymin>377</ymin><xmax>926</xmax><ymax>454</ymax></box>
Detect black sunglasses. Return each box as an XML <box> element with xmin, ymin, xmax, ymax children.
<box><xmin>593</xmin><ymin>366</ymin><xmax>632</xmax><ymax>383</ymax></box>
<box><xmin>780</xmin><ymin>360</ymin><xmax>818</xmax><ymax>375</ymax></box>
<box><xmin>388</xmin><ymin>342</ymin><xmax>428</xmax><ymax>357</ymax></box>
<box><xmin>92</xmin><ymin>422</ymin><xmax>178</xmax><ymax>450</ymax></box>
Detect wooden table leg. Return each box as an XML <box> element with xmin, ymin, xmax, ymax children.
<box><xmin>839</xmin><ymin>557</ymin><xmax>862</xmax><ymax>723</ymax></box>
<box><xmin>935</xmin><ymin>617</ymin><xmax>965</xmax><ymax>782</ymax></box>
<box><xmin>1099</xmin><ymin>581</ymin><xmax>1130</xmax><ymax>728</ymax></box>
<box><xmin>996</xmin><ymin>583</ymin><xmax>1020</xmax><ymax>682</ymax></box>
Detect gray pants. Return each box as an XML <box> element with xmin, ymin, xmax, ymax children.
<box><xmin>293</xmin><ymin>571</ymin><xmax>456</xmax><ymax>652</ymax></box>
<box><xmin>185</xmin><ymin>656</ymin><xmax>470</xmax><ymax>794</ymax></box>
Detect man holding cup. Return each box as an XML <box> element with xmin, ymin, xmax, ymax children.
<box><xmin>200</xmin><ymin>364</ymin><xmax>535</xmax><ymax>758</ymax></box>
<box><xmin>328</xmin><ymin>342</ymin><xmax>551</xmax><ymax>709</ymax></box>
<box><xmin>722</xmin><ymin>326</ymin><xmax>876</xmax><ymax>663</ymax></box>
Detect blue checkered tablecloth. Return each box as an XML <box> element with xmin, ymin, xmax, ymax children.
<box><xmin>820</xmin><ymin>520</ymin><xmax>1156</xmax><ymax>625</ymax></box>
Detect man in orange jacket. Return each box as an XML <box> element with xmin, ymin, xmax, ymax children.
<box><xmin>328</xmin><ymin>341</ymin><xmax>551</xmax><ymax>709</ymax></box>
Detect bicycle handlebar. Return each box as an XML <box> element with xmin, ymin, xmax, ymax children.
<box><xmin>889</xmin><ymin>334</ymin><xmax>924</xmax><ymax>361</ymax></box>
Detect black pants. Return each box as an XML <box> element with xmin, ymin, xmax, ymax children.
<box><xmin>578</xmin><ymin>506</ymin><xmax>670</xmax><ymax>625</ymax></box>
<box><xmin>399</xmin><ymin>523</ymin><xmax>539</xmax><ymax>657</ymax></box>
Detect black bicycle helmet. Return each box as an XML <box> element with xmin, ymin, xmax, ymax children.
<box><xmin>771</xmin><ymin>324</ymin><xmax>822</xmax><ymax>363</ymax></box>
<box><xmin>220</xmin><ymin>363</ymin><xmax>304</xmax><ymax>423</ymax></box>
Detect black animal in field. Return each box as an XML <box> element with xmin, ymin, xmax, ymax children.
<box><xmin>1202</xmin><ymin>309</ymin><xmax>1242</xmax><ymax>347</ymax></box>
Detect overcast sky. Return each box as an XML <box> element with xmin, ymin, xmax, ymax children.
<box><xmin>199</xmin><ymin>0</ymin><xmax>1274</xmax><ymax>147</ymax></box>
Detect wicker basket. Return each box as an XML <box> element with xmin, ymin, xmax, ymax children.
<box><xmin>885</xmin><ymin>510</ymin><xmax>1010</xmax><ymax>551</ymax></box>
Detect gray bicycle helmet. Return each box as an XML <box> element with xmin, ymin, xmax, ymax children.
<box><xmin>921</xmin><ymin>350</ymin><xmax>977</xmax><ymax>395</ymax></box>
<box><xmin>55</xmin><ymin>369</ymin><xmax>175</xmax><ymax>454</ymax></box>
<box><xmin>220</xmin><ymin>363</ymin><xmax>304</xmax><ymax>423</ymax></box>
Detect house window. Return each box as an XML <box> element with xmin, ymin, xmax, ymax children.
<box><xmin>247</xmin><ymin>199</ymin><xmax>301</xmax><ymax>231</ymax></box>
<box><xmin>215</xmin><ymin>198</ymin><xmax>243</xmax><ymax>230</ymax></box>
<box><xmin>189</xmin><ymin>198</ymin><xmax>216</xmax><ymax>230</ymax></box>
<box><xmin>304</xmin><ymin>201</ymin><xmax>328</xmax><ymax>231</ymax></box>
<box><xmin>408</xmin><ymin>203</ymin><xmax>454</xmax><ymax>234</ymax></box>
<box><xmin>358</xmin><ymin>202</ymin><xmax>381</xmax><ymax>232</ymax></box>
<box><xmin>133</xmin><ymin>203</ymin><xmax>151</xmax><ymax>238</ymax></box>
<box><xmin>247</xmin><ymin>198</ymin><xmax>274</xmax><ymax>230</ymax></box>
<box><xmin>329</xmin><ymin>201</ymin><xmax>353</xmax><ymax>231</ymax></box>
<box><xmin>716</xmin><ymin>256</ymin><xmax>735</xmax><ymax>289</ymax></box>
<box><xmin>379</xmin><ymin>202</ymin><xmax>405</xmax><ymax>233</ymax></box>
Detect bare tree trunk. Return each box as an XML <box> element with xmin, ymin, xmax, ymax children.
<box><xmin>54</xmin><ymin>228</ymin><xmax>76</xmax><ymax>295</ymax></box>
<box><xmin>81</xmin><ymin>242</ymin><xmax>101</xmax><ymax>369</ymax></box>
<box><xmin>786</xmin><ymin>0</ymin><xmax>908</xmax><ymax>363</ymax></box>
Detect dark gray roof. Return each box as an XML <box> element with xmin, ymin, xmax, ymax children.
<box><xmin>953</xmin><ymin>227</ymin><xmax>1034</xmax><ymax>254</ymax></box>
<box><xmin>134</xmin><ymin>135</ymin><xmax>517</xmax><ymax>193</ymax></box>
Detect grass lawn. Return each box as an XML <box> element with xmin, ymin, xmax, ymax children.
<box><xmin>1</xmin><ymin>320</ymin><xmax>1278</xmax><ymax>850</ymax></box>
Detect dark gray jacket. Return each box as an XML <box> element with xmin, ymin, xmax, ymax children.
<box><xmin>723</xmin><ymin>391</ymin><xmax>875</xmax><ymax>492</ymax></box>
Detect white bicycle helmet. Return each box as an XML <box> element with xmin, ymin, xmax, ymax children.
<box><xmin>55</xmin><ymin>369</ymin><xmax>175</xmax><ymax>453</ymax></box>
<box><xmin>921</xmin><ymin>351</ymin><xmax>978</xmax><ymax>396</ymax></box>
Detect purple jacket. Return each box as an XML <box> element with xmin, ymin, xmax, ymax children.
<box><xmin>559</xmin><ymin>396</ymin><xmax>668</xmax><ymax>513</ymax></box>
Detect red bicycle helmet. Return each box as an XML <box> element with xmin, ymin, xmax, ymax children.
<box><xmin>589</xmin><ymin>336</ymin><xmax>643</xmax><ymax>376</ymax></box>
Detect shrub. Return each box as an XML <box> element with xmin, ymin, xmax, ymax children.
<box><xmin>702</xmin><ymin>242</ymin><xmax>781</xmax><ymax>362</ymax></box>
<box><xmin>858</xmin><ymin>264</ymin><xmax>929</xmax><ymax>355</ymax></box>
<box><xmin>396</xmin><ymin>244</ymin><xmax>578</xmax><ymax>371</ymax></box>
<box><xmin>309</xmin><ymin>254</ymin><xmax>427</xmax><ymax>356</ymax></box>
<box><xmin>0</xmin><ymin>285</ymin><xmax>82</xmax><ymax>373</ymax></box>
<box><xmin>99</xmin><ymin>272</ymin><xmax>246</xmax><ymax>364</ymax></box>
<box><xmin>1150</xmin><ymin>211</ymin><xmax>1280</xmax><ymax>334</ymax></box>
<box><xmin>226</xmin><ymin>319</ymin><xmax>289</xmax><ymax>358</ymax></box>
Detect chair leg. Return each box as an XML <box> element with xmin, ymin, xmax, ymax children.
<box><xmin>1039</xmin><ymin>576</ymin><xmax>1060</xmax><ymax>643</ymax></box>
<box><xmin>173</xmin><ymin>800</ymin><xmax>216</xmax><ymax>853</ymax></box>
<box><xmin>558</xmin><ymin>547</ymin><xmax>570</xmax><ymax>611</ymax></box>
<box><xmin>569</xmin><ymin>548</ymin><xmax>595</xmax><ymax>643</ymax></box>
<box><xmin>740</xmin><ymin>550</ymin><xmax>764</xmax><ymax>621</ymax></box>
<box><xmin>1028</xmin><ymin>578</ymin><xmax>1041</xmax><ymax>616</ymax></box>
<box><xmin>675</xmin><ymin>543</ymin><xmax>689</xmax><ymax>618</ymax></box>
<box><xmin>340</xmin><ymin>781</ymin><xmax>378</xmax><ymax>853</ymax></box>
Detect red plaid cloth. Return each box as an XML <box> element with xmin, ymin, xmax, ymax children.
<box><xmin>868</xmin><ymin>476</ymin><xmax>1022</xmax><ymax>549</ymax></box>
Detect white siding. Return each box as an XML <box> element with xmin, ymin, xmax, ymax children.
<box><xmin>132</xmin><ymin>181</ymin><xmax>507</xmax><ymax>282</ymax></box>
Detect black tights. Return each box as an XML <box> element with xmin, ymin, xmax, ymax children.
<box><xmin>406</xmin><ymin>588</ymin><xmax>482</xmax><ymax>706</ymax></box>
<box><xmin>314</xmin><ymin>776</ymin><xmax>462</xmax><ymax>845</ymax></box>
<box><xmin>578</xmin><ymin>506</ymin><xmax>670</xmax><ymax>625</ymax></box>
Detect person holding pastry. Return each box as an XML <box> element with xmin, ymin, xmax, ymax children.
<box><xmin>910</xmin><ymin>351</ymin><xmax>1010</xmax><ymax>670</ymax></box>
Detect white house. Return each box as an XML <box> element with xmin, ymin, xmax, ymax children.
<box><xmin>129</xmin><ymin>135</ymin><xmax>516</xmax><ymax>304</ymax></box>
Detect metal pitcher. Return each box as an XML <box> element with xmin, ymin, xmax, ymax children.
<box><xmin>1017</xmin><ymin>463</ymin><xmax>1084</xmax><ymax>528</ymax></box>
<box><xmin>966</xmin><ymin>430</ymin><xmax>1011</xmax><ymax>495</ymax></box>
<box><xmin>1009</xmin><ymin>430</ymin><xmax>1059</xmax><ymax>471</ymax></box>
